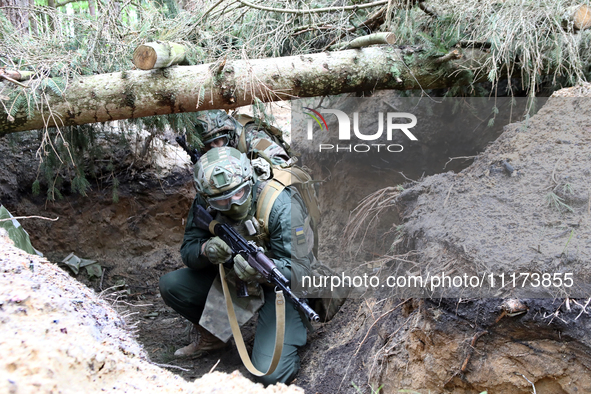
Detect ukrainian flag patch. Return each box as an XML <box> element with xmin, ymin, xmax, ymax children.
<box><xmin>295</xmin><ymin>226</ymin><xmax>306</xmax><ymax>245</ymax></box>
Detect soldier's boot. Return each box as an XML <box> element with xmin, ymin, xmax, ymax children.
<box><xmin>174</xmin><ymin>324</ymin><xmax>228</xmax><ymax>357</ymax></box>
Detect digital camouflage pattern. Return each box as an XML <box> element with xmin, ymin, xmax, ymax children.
<box><xmin>196</xmin><ymin>110</ymin><xmax>291</xmax><ymax>166</ymax></box>
<box><xmin>241</xmin><ymin>126</ymin><xmax>291</xmax><ymax>166</ymax></box>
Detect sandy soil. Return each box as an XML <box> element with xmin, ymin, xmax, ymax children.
<box><xmin>0</xmin><ymin>231</ymin><xmax>303</xmax><ymax>394</ymax></box>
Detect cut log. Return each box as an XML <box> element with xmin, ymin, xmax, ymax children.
<box><xmin>132</xmin><ymin>41</ymin><xmax>187</xmax><ymax>70</ymax></box>
<box><xmin>563</xmin><ymin>4</ymin><xmax>591</xmax><ymax>31</ymax></box>
<box><xmin>348</xmin><ymin>32</ymin><xmax>396</xmax><ymax>48</ymax></box>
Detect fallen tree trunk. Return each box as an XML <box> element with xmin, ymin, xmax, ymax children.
<box><xmin>0</xmin><ymin>46</ymin><xmax>492</xmax><ymax>136</ymax></box>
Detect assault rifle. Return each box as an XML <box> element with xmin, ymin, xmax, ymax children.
<box><xmin>193</xmin><ymin>204</ymin><xmax>320</xmax><ymax>322</ymax></box>
<box><xmin>176</xmin><ymin>135</ymin><xmax>201</xmax><ymax>164</ymax></box>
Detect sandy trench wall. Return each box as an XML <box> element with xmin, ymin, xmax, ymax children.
<box><xmin>0</xmin><ymin>233</ymin><xmax>305</xmax><ymax>394</ymax></box>
<box><xmin>0</xmin><ymin>234</ymin><xmax>189</xmax><ymax>394</ymax></box>
<box><xmin>296</xmin><ymin>86</ymin><xmax>591</xmax><ymax>394</ymax></box>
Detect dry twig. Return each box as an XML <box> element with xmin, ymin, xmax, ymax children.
<box><xmin>575</xmin><ymin>297</ymin><xmax>591</xmax><ymax>320</ymax></box>
<box><xmin>152</xmin><ymin>362</ymin><xmax>191</xmax><ymax>372</ymax></box>
<box><xmin>444</xmin><ymin>330</ymin><xmax>488</xmax><ymax>386</ymax></box>
<box><xmin>235</xmin><ymin>0</ymin><xmax>389</xmax><ymax>14</ymax></box>
<box><xmin>0</xmin><ymin>215</ymin><xmax>59</xmax><ymax>222</ymax></box>
<box><xmin>209</xmin><ymin>359</ymin><xmax>221</xmax><ymax>373</ymax></box>
<box><xmin>516</xmin><ymin>372</ymin><xmax>537</xmax><ymax>394</ymax></box>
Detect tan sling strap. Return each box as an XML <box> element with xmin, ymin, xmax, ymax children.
<box><xmin>235</xmin><ymin>114</ymin><xmax>254</xmax><ymax>154</ymax></box>
<box><xmin>219</xmin><ymin>264</ymin><xmax>286</xmax><ymax>376</ymax></box>
<box><xmin>256</xmin><ymin>179</ymin><xmax>286</xmax><ymax>236</ymax></box>
<box><xmin>237</xmin><ymin>124</ymin><xmax>248</xmax><ymax>154</ymax></box>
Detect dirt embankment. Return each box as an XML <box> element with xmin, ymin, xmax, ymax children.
<box><xmin>0</xmin><ymin>129</ymin><xmax>304</xmax><ymax>393</ymax></box>
<box><xmin>296</xmin><ymin>86</ymin><xmax>591</xmax><ymax>393</ymax></box>
<box><xmin>396</xmin><ymin>95</ymin><xmax>591</xmax><ymax>297</ymax></box>
<box><xmin>0</xmin><ymin>233</ymin><xmax>304</xmax><ymax>394</ymax></box>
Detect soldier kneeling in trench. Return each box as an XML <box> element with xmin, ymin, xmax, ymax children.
<box><xmin>159</xmin><ymin>146</ymin><xmax>312</xmax><ymax>385</ymax></box>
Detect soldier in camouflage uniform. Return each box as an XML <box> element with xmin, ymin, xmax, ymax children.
<box><xmin>159</xmin><ymin>147</ymin><xmax>312</xmax><ymax>385</ymax></box>
<box><xmin>195</xmin><ymin>110</ymin><xmax>291</xmax><ymax>166</ymax></box>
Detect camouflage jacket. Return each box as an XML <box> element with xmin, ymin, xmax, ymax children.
<box><xmin>180</xmin><ymin>186</ymin><xmax>312</xmax><ymax>341</ymax></box>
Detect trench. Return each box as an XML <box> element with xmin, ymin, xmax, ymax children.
<box><xmin>0</xmin><ymin>105</ymin><xmax>495</xmax><ymax>383</ymax></box>
<box><xmin>2</xmin><ymin>92</ymin><xmax>590</xmax><ymax>393</ymax></box>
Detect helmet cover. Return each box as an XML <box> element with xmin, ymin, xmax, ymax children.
<box><xmin>194</xmin><ymin>147</ymin><xmax>253</xmax><ymax>211</ymax></box>
<box><xmin>195</xmin><ymin>110</ymin><xmax>238</xmax><ymax>145</ymax></box>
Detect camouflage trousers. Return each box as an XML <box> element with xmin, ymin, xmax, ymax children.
<box><xmin>159</xmin><ymin>266</ymin><xmax>307</xmax><ymax>385</ymax></box>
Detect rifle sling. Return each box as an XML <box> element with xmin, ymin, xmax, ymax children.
<box><xmin>219</xmin><ymin>264</ymin><xmax>286</xmax><ymax>376</ymax></box>
<box><xmin>208</xmin><ymin>220</ymin><xmax>220</xmax><ymax>235</ymax></box>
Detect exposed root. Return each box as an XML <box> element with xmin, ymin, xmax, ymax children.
<box><xmin>516</xmin><ymin>372</ymin><xmax>537</xmax><ymax>394</ymax></box>
<box><xmin>343</xmin><ymin>186</ymin><xmax>402</xmax><ymax>257</ymax></box>
<box><xmin>354</xmin><ymin>298</ymin><xmax>411</xmax><ymax>356</ymax></box>
<box><xmin>444</xmin><ymin>330</ymin><xmax>489</xmax><ymax>387</ymax></box>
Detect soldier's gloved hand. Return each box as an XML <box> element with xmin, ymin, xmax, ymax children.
<box><xmin>233</xmin><ymin>255</ymin><xmax>264</xmax><ymax>282</ymax></box>
<box><xmin>202</xmin><ymin>237</ymin><xmax>232</xmax><ymax>265</ymax></box>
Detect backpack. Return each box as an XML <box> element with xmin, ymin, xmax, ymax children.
<box><xmin>255</xmin><ymin>166</ymin><xmax>321</xmax><ymax>256</ymax></box>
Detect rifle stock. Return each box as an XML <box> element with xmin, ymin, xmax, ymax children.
<box><xmin>193</xmin><ymin>204</ymin><xmax>320</xmax><ymax>322</ymax></box>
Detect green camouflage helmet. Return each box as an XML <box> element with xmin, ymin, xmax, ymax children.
<box><xmin>195</xmin><ymin>110</ymin><xmax>238</xmax><ymax>145</ymax></box>
<box><xmin>194</xmin><ymin>147</ymin><xmax>253</xmax><ymax>212</ymax></box>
